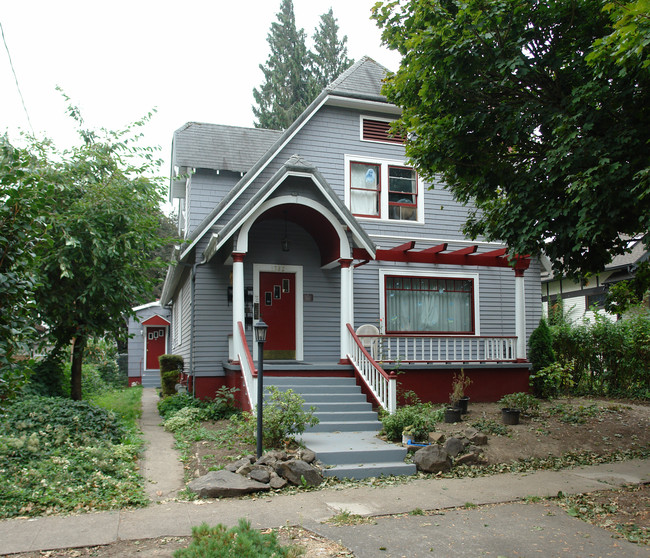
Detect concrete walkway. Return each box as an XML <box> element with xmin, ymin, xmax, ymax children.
<box><xmin>138</xmin><ymin>388</ymin><xmax>185</xmax><ymax>502</ymax></box>
<box><xmin>0</xmin><ymin>390</ymin><xmax>648</xmax><ymax>556</ymax></box>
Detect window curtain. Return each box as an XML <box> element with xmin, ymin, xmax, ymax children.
<box><xmin>385</xmin><ymin>277</ymin><xmax>472</xmax><ymax>333</ymax></box>
<box><xmin>350</xmin><ymin>163</ymin><xmax>379</xmax><ymax>216</ymax></box>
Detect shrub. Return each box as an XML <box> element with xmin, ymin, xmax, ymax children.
<box><xmin>163</xmin><ymin>407</ymin><xmax>203</xmax><ymax>433</ymax></box>
<box><xmin>528</xmin><ymin>318</ymin><xmax>555</xmax><ymax>374</ymax></box>
<box><xmin>85</xmin><ymin>338</ymin><xmax>125</xmax><ymax>388</ymax></box>
<box><xmin>159</xmin><ymin>354</ymin><xmax>184</xmax><ymax>397</ymax></box>
<box><xmin>173</xmin><ymin>518</ymin><xmax>298</xmax><ymax>558</ymax></box>
<box><xmin>529</xmin><ymin>362</ymin><xmax>575</xmax><ymax>399</ymax></box>
<box><xmin>261</xmin><ymin>387</ymin><xmax>319</xmax><ymax>448</ymax></box>
<box><xmin>381</xmin><ymin>401</ymin><xmax>445</xmax><ymax>442</ymax></box>
<box><xmin>449</xmin><ymin>369</ymin><xmax>471</xmax><ymax>405</ymax></box>
<box><xmin>157</xmin><ymin>387</ymin><xmax>239</xmax><ymax>421</ymax></box>
<box><xmin>497</xmin><ymin>392</ymin><xmax>541</xmax><ymax>415</ymax></box>
<box><xmin>23</xmin><ymin>351</ymin><xmax>66</xmax><ymax>397</ymax></box>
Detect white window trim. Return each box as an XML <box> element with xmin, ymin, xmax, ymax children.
<box><xmin>252</xmin><ymin>263</ymin><xmax>304</xmax><ymax>361</ymax></box>
<box><xmin>344</xmin><ymin>154</ymin><xmax>424</xmax><ymax>224</ymax></box>
<box><xmin>379</xmin><ymin>268</ymin><xmax>481</xmax><ymax>336</ymax></box>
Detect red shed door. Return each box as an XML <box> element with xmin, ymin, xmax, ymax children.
<box><xmin>259</xmin><ymin>271</ymin><xmax>295</xmax><ymax>360</ymax></box>
<box><xmin>145</xmin><ymin>326</ymin><xmax>167</xmax><ymax>370</ymax></box>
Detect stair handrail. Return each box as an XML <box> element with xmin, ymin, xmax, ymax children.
<box><xmin>346</xmin><ymin>323</ymin><xmax>397</xmax><ymax>414</ymax></box>
<box><xmin>237</xmin><ymin>321</ymin><xmax>256</xmax><ymax>409</ymax></box>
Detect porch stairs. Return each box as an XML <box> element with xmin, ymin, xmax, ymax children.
<box><xmin>141</xmin><ymin>370</ymin><xmax>161</xmax><ymax>388</ymax></box>
<box><xmin>264</xmin><ymin>376</ymin><xmax>416</xmax><ymax>480</ymax></box>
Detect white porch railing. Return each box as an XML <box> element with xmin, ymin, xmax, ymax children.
<box><xmin>346</xmin><ymin>324</ymin><xmax>397</xmax><ymax>414</ymax></box>
<box><xmin>357</xmin><ymin>333</ymin><xmax>518</xmax><ymax>364</ymax></box>
<box><xmin>237</xmin><ymin>321</ymin><xmax>256</xmax><ymax>409</ymax></box>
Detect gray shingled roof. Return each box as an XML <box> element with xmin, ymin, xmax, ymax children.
<box><xmin>327</xmin><ymin>56</ymin><xmax>390</xmax><ymax>101</ymax></box>
<box><xmin>172</xmin><ymin>122</ymin><xmax>282</xmax><ymax>173</ymax></box>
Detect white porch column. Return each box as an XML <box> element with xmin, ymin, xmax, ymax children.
<box><xmin>515</xmin><ymin>268</ymin><xmax>527</xmax><ymax>360</ymax></box>
<box><xmin>232</xmin><ymin>252</ymin><xmax>246</xmax><ymax>363</ymax></box>
<box><xmin>339</xmin><ymin>259</ymin><xmax>353</xmax><ymax>362</ymax></box>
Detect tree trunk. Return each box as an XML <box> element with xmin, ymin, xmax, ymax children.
<box><xmin>70</xmin><ymin>335</ymin><xmax>86</xmax><ymax>400</ymax></box>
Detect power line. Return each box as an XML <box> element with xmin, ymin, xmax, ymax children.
<box><xmin>0</xmin><ymin>20</ymin><xmax>34</xmax><ymax>135</ymax></box>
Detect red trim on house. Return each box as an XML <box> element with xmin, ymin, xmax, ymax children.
<box><xmin>394</xmin><ymin>366</ymin><xmax>530</xmax><ymax>405</ymax></box>
<box><xmin>232</xmin><ymin>252</ymin><xmax>245</xmax><ymax>263</ymax></box>
<box><xmin>353</xmin><ymin>242</ymin><xmax>530</xmax><ymax>270</ymax></box>
<box><xmin>141</xmin><ymin>315</ymin><xmax>170</xmax><ymax>326</ymax></box>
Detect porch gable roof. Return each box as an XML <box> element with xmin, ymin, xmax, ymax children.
<box><xmin>203</xmin><ymin>154</ymin><xmax>376</xmax><ymax>264</ymax></box>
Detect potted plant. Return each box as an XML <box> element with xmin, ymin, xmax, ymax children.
<box><xmin>449</xmin><ymin>369</ymin><xmax>472</xmax><ymax>414</ymax></box>
<box><xmin>497</xmin><ymin>392</ymin><xmax>537</xmax><ymax>425</ymax></box>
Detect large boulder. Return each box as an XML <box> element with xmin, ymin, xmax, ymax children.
<box><xmin>443</xmin><ymin>437</ymin><xmax>465</xmax><ymax>458</ymax></box>
<box><xmin>187</xmin><ymin>470</ymin><xmax>270</xmax><ymax>498</ymax></box>
<box><xmin>275</xmin><ymin>459</ymin><xmax>323</xmax><ymax>487</ymax></box>
<box><xmin>413</xmin><ymin>445</ymin><xmax>452</xmax><ymax>473</ymax></box>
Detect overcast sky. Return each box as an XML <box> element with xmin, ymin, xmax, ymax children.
<box><xmin>1</xmin><ymin>0</ymin><xmax>402</xmax><ymax>167</ymax></box>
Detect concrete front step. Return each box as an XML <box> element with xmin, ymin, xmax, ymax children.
<box><xmin>299</xmin><ymin>431</ymin><xmax>415</xmax><ymax>480</ymax></box>
<box><xmin>322</xmin><ymin>461</ymin><xmax>417</xmax><ymax>480</ymax></box>
<box><xmin>307</xmin><ymin>420</ymin><xmax>383</xmax><ymax>433</ymax></box>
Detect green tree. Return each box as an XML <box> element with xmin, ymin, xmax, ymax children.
<box><xmin>373</xmin><ymin>0</ymin><xmax>650</xmax><ymax>278</ymax></box>
<box><xmin>34</xmin><ymin>105</ymin><xmax>168</xmax><ymax>400</ymax></box>
<box><xmin>311</xmin><ymin>8</ymin><xmax>354</xmax><ymax>88</ymax></box>
<box><xmin>0</xmin><ymin>138</ymin><xmax>52</xmax><ymax>401</ymax></box>
<box><xmin>253</xmin><ymin>0</ymin><xmax>318</xmax><ymax>130</ymax></box>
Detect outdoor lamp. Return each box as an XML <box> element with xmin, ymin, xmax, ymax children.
<box><xmin>254</xmin><ymin>319</ymin><xmax>268</xmax><ymax>458</ymax></box>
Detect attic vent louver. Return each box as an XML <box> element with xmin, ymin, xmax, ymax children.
<box><xmin>362</xmin><ymin>118</ymin><xmax>404</xmax><ymax>144</ymax></box>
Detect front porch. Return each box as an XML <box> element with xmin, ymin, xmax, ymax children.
<box><xmin>225</xmin><ymin>321</ymin><xmax>530</xmax><ymax>414</ymax></box>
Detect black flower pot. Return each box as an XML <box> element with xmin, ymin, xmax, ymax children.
<box><xmin>457</xmin><ymin>396</ymin><xmax>470</xmax><ymax>414</ymax></box>
<box><xmin>444</xmin><ymin>407</ymin><xmax>462</xmax><ymax>423</ymax></box>
<box><xmin>501</xmin><ymin>408</ymin><xmax>521</xmax><ymax>425</ymax></box>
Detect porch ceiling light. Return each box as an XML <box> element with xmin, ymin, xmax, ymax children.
<box><xmin>254</xmin><ymin>319</ymin><xmax>268</xmax><ymax>343</ymax></box>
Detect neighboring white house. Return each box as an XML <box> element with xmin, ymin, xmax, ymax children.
<box><xmin>542</xmin><ymin>237</ymin><xmax>649</xmax><ymax>323</ymax></box>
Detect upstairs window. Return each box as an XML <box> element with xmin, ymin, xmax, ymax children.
<box><xmin>345</xmin><ymin>155</ymin><xmax>423</xmax><ymax>223</ymax></box>
<box><xmin>388</xmin><ymin>166</ymin><xmax>417</xmax><ymax>221</ymax></box>
<box><xmin>350</xmin><ymin>162</ymin><xmax>380</xmax><ymax>217</ymax></box>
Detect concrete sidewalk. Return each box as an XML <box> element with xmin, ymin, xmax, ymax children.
<box><xmin>1</xmin><ymin>388</ymin><xmax>648</xmax><ymax>556</ymax></box>
<box><xmin>1</xmin><ymin>459</ymin><xmax>647</xmax><ymax>555</ymax></box>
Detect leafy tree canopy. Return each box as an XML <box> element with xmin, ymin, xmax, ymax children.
<box><xmin>253</xmin><ymin>1</ymin><xmax>353</xmax><ymax>130</ymax></box>
<box><xmin>373</xmin><ymin>0</ymin><xmax>650</xmax><ymax>277</ymax></box>
<box><xmin>0</xmin><ymin>138</ymin><xmax>53</xmax><ymax>400</ymax></box>
<box><xmin>30</xmin><ymin>101</ymin><xmax>171</xmax><ymax>400</ymax></box>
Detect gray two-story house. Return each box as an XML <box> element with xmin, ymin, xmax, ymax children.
<box><xmin>160</xmin><ymin>57</ymin><xmax>542</xmax><ymax>413</ymax></box>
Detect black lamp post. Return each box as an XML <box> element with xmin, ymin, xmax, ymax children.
<box><xmin>254</xmin><ymin>319</ymin><xmax>268</xmax><ymax>459</ymax></box>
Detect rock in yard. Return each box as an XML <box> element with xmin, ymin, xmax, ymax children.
<box><xmin>276</xmin><ymin>459</ymin><xmax>323</xmax><ymax>487</ymax></box>
<box><xmin>428</xmin><ymin>432</ymin><xmax>446</xmax><ymax>444</ymax></box>
<box><xmin>444</xmin><ymin>437</ymin><xmax>466</xmax><ymax>457</ymax></box>
<box><xmin>270</xmin><ymin>476</ymin><xmax>288</xmax><ymax>490</ymax></box>
<box><xmin>225</xmin><ymin>457</ymin><xmax>254</xmax><ymax>473</ymax></box>
<box><xmin>413</xmin><ymin>445</ymin><xmax>452</xmax><ymax>473</ymax></box>
<box><xmin>187</xmin><ymin>470</ymin><xmax>270</xmax><ymax>499</ymax></box>
<box><xmin>248</xmin><ymin>467</ymin><xmax>271</xmax><ymax>484</ymax></box>
<box><xmin>298</xmin><ymin>449</ymin><xmax>317</xmax><ymax>463</ymax></box>
<box><xmin>455</xmin><ymin>452</ymin><xmax>481</xmax><ymax>466</ymax></box>
<box><xmin>467</xmin><ymin>430</ymin><xmax>488</xmax><ymax>446</ymax></box>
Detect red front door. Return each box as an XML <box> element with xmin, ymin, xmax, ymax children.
<box><xmin>146</xmin><ymin>326</ymin><xmax>167</xmax><ymax>370</ymax></box>
<box><xmin>259</xmin><ymin>271</ymin><xmax>296</xmax><ymax>360</ymax></box>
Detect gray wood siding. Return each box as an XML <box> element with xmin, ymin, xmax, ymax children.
<box><xmin>186</xmin><ymin>169</ymin><xmax>240</xmax><ymax>236</ymax></box>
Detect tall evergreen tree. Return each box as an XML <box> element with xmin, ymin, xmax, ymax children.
<box><xmin>253</xmin><ymin>0</ymin><xmax>317</xmax><ymax>130</ymax></box>
<box><xmin>311</xmin><ymin>8</ymin><xmax>354</xmax><ymax>88</ymax></box>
